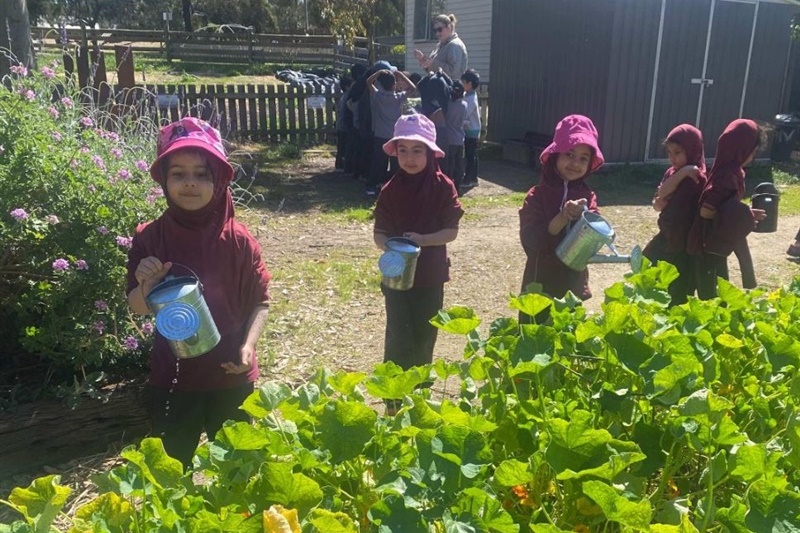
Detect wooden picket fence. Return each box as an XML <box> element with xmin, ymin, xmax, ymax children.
<box><xmin>140</xmin><ymin>83</ymin><xmax>342</xmax><ymax>145</ymax></box>
<box><xmin>108</xmin><ymin>82</ymin><xmax>490</xmax><ymax>146</ymax></box>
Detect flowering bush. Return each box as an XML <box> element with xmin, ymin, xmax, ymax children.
<box><xmin>0</xmin><ymin>61</ymin><xmax>165</xmax><ymax>402</ymax></box>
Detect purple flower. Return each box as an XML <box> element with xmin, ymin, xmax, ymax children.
<box><xmin>52</xmin><ymin>258</ymin><xmax>70</xmax><ymax>271</ymax></box>
<box><xmin>88</xmin><ymin>184</ymin><xmax>96</xmax><ymax>192</ymax></box>
<box><xmin>135</xmin><ymin>160</ymin><xmax>149</xmax><ymax>172</ymax></box>
<box><xmin>142</xmin><ymin>322</ymin><xmax>154</xmax><ymax>335</ymax></box>
<box><xmin>117</xmin><ymin>168</ymin><xmax>131</xmax><ymax>181</ymax></box>
<box><xmin>107</xmin><ymin>132</ymin><xmax>120</xmax><ymax>142</ymax></box>
<box><xmin>24</xmin><ymin>90</ymin><xmax>36</xmax><ymax>101</ymax></box>
<box><xmin>146</xmin><ymin>186</ymin><xmax>165</xmax><ymax>204</ymax></box>
<box><xmin>80</xmin><ymin>146</ymin><xmax>90</xmax><ymax>154</ymax></box>
<box><xmin>80</xmin><ymin>117</ymin><xmax>94</xmax><ymax>127</ymax></box>
<box><xmin>75</xmin><ymin>259</ymin><xmax>89</xmax><ymax>270</ymax></box>
<box><xmin>94</xmin><ymin>300</ymin><xmax>108</xmax><ymax>311</ymax></box>
<box><xmin>45</xmin><ymin>214</ymin><xmax>59</xmax><ymax>224</ymax></box>
<box><xmin>97</xmin><ymin>225</ymin><xmax>109</xmax><ymax>235</ymax></box>
<box><xmin>92</xmin><ymin>321</ymin><xmax>105</xmax><ymax>334</ymax></box>
<box><xmin>51</xmin><ymin>131</ymin><xmax>63</xmax><ymax>142</ymax></box>
<box><xmin>61</xmin><ymin>97</ymin><xmax>73</xmax><ymax>109</ymax></box>
<box><xmin>40</xmin><ymin>67</ymin><xmax>55</xmax><ymax>79</ymax></box>
<box><xmin>92</xmin><ymin>155</ymin><xmax>106</xmax><ymax>170</ymax></box>
<box><xmin>115</xmin><ymin>236</ymin><xmax>132</xmax><ymax>248</ymax></box>
<box><xmin>111</xmin><ymin>148</ymin><xmax>123</xmax><ymax>159</ymax></box>
<box><xmin>48</xmin><ymin>106</ymin><xmax>59</xmax><ymax>119</ymax></box>
<box><xmin>122</xmin><ymin>336</ymin><xmax>139</xmax><ymax>351</ymax></box>
<box><xmin>10</xmin><ymin>208</ymin><xmax>29</xmax><ymax>221</ymax></box>
<box><xmin>10</xmin><ymin>65</ymin><xmax>28</xmax><ymax>76</ymax></box>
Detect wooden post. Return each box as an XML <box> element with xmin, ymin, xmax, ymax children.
<box><xmin>115</xmin><ymin>44</ymin><xmax>135</xmax><ymax>89</ymax></box>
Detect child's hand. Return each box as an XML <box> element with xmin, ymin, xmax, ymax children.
<box><xmin>135</xmin><ymin>257</ymin><xmax>172</xmax><ymax>287</ymax></box>
<box><xmin>751</xmin><ymin>208</ymin><xmax>767</xmax><ymax>222</ymax></box>
<box><xmin>653</xmin><ymin>196</ymin><xmax>668</xmax><ymax>211</ymax></box>
<box><xmin>414</xmin><ymin>49</ymin><xmax>425</xmax><ymax>61</ymax></box>
<box><xmin>222</xmin><ymin>344</ymin><xmax>254</xmax><ymax>374</ymax></box>
<box><xmin>562</xmin><ymin>199</ymin><xmax>587</xmax><ymax>221</ymax></box>
<box><xmin>403</xmin><ymin>232</ymin><xmax>425</xmax><ymax>246</ymax></box>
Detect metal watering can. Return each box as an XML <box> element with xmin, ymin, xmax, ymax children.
<box><xmin>146</xmin><ymin>265</ymin><xmax>220</xmax><ymax>359</ymax></box>
<box><xmin>555</xmin><ymin>210</ymin><xmax>643</xmax><ymax>272</ymax></box>
<box><xmin>378</xmin><ymin>237</ymin><xmax>421</xmax><ymax>291</ymax></box>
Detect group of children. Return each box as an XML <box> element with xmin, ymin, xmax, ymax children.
<box><xmin>126</xmin><ymin>95</ymin><xmax>773</xmax><ymax>464</ymax></box>
<box><xmin>521</xmin><ymin>115</ymin><xmax>768</xmax><ymax>313</ymax></box>
<box><xmin>335</xmin><ymin>61</ymin><xmax>482</xmax><ymax>197</ymax></box>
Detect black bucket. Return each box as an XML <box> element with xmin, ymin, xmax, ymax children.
<box><xmin>751</xmin><ymin>182</ymin><xmax>779</xmax><ymax>233</ymax></box>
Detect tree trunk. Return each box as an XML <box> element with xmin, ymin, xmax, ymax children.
<box><xmin>0</xmin><ymin>381</ymin><xmax>150</xmax><ymax>477</ymax></box>
<box><xmin>6</xmin><ymin>0</ymin><xmax>35</xmax><ymax>69</ymax></box>
<box><xmin>182</xmin><ymin>0</ymin><xmax>192</xmax><ymax>32</ymax></box>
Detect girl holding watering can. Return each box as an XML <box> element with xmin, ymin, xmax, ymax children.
<box><xmin>518</xmin><ymin>114</ymin><xmax>605</xmax><ymax>323</ymax></box>
<box><xmin>126</xmin><ymin>117</ymin><xmax>272</xmax><ymax>468</ymax></box>
<box><xmin>374</xmin><ymin>114</ymin><xmax>464</xmax><ymax>415</ymax></box>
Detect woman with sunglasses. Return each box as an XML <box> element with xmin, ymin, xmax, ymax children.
<box><xmin>414</xmin><ymin>14</ymin><xmax>468</xmax><ymax>80</ymax></box>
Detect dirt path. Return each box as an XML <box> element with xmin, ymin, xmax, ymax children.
<box><xmin>255</xmin><ymin>156</ymin><xmax>800</xmax><ymax>385</ymax></box>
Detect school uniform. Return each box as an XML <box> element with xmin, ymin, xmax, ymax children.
<box><xmin>643</xmin><ymin>124</ymin><xmax>706</xmax><ymax>305</ymax></box>
<box><xmin>463</xmin><ymin>89</ymin><xmax>481</xmax><ymax>186</ymax></box>
<box><xmin>374</xmin><ymin>159</ymin><xmax>463</xmax><ymax>369</ymax></box>
<box><xmin>519</xmin><ymin>169</ymin><xmax>598</xmax><ymax>303</ymax></box>
<box><xmin>518</xmin><ymin>114</ymin><xmax>605</xmax><ymax>323</ymax></box>
<box><xmin>687</xmin><ymin>119</ymin><xmax>760</xmax><ymax>299</ymax></box>
<box><xmin>335</xmin><ymin>87</ymin><xmax>352</xmax><ymax>170</ymax></box>
<box><xmin>368</xmin><ymin>87</ymin><xmax>408</xmax><ymax>189</ymax></box>
<box><xmin>442</xmin><ymin>99</ymin><xmax>467</xmax><ymax>188</ymax></box>
<box><xmin>127</xmin><ymin>118</ymin><xmax>271</xmax><ymax>467</ymax></box>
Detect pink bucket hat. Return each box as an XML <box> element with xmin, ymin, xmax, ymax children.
<box><xmin>383</xmin><ymin>114</ymin><xmax>445</xmax><ymax>158</ymax></box>
<box><xmin>150</xmin><ymin>117</ymin><xmax>234</xmax><ymax>184</ymax></box>
<box><xmin>540</xmin><ymin>114</ymin><xmax>605</xmax><ymax>172</ymax></box>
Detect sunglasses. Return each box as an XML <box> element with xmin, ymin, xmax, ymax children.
<box><xmin>433</xmin><ymin>26</ymin><xmax>446</xmax><ymax>33</ymax></box>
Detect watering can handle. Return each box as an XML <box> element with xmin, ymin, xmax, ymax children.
<box><xmin>169</xmin><ymin>262</ymin><xmax>205</xmax><ymax>292</ymax></box>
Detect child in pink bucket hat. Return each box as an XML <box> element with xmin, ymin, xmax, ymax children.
<box><xmin>126</xmin><ymin>117</ymin><xmax>272</xmax><ymax>468</ymax></box>
<box><xmin>518</xmin><ymin>114</ymin><xmax>605</xmax><ymax>323</ymax></box>
<box><xmin>374</xmin><ymin>113</ymin><xmax>464</xmax><ymax>415</ymax></box>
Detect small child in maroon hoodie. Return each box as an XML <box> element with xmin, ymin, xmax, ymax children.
<box><xmin>518</xmin><ymin>114</ymin><xmax>604</xmax><ymax>323</ymax></box>
<box><xmin>373</xmin><ymin>114</ymin><xmax>464</xmax><ymax>411</ymax></box>
<box><xmin>643</xmin><ymin>124</ymin><xmax>706</xmax><ymax>306</ymax></box>
<box><xmin>687</xmin><ymin>119</ymin><xmax>766</xmax><ymax>299</ymax></box>
<box><xmin>126</xmin><ymin>118</ymin><xmax>271</xmax><ymax>467</ymax></box>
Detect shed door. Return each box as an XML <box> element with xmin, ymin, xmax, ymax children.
<box><xmin>646</xmin><ymin>0</ymin><xmax>756</xmax><ymax>159</ymax></box>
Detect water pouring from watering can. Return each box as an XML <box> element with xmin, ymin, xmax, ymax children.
<box><xmin>555</xmin><ymin>207</ymin><xmax>643</xmax><ymax>272</ymax></box>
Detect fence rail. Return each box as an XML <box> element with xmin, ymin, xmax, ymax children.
<box><xmin>99</xmin><ymin>82</ymin><xmax>488</xmax><ymax>146</ymax></box>
<box><xmin>32</xmin><ymin>27</ymin><xmax>404</xmax><ymax>69</ymax></box>
<box><xmin>136</xmin><ymin>83</ymin><xmax>341</xmax><ymax>145</ymax></box>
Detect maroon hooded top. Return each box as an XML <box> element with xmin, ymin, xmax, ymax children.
<box><xmin>649</xmin><ymin>124</ymin><xmax>707</xmax><ymax>254</ymax></box>
<box><xmin>519</xmin><ymin>158</ymin><xmax>599</xmax><ymax>300</ymax></box>
<box><xmin>127</xmin><ymin>152</ymin><xmax>271</xmax><ymax>392</ymax></box>
<box><xmin>687</xmin><ymin>119</ymin><xmax>759</xmax><ymax>255</ymax></box>
<box><xmin>374</xmin><ymin>153</ymin><xmax>464</xmax><ymax>288</ymax></box>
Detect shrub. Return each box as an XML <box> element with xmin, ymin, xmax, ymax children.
<box><xmin>0</xmin><ymin>61</ymin><xmax>164</xmax><ymax>405</ymax></box>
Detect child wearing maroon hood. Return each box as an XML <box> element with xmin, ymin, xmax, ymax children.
<box><xmin>687</xmin><ymin>118</ymin><xmax>766</xmax><ymax>299</ymax></box>
<box><xmin>643</xmin><ymin>124</ymin><xmax>707</xmax><ymax>305</ymax></box>
<box><xmin>374</xmin><ymin>114</ymin><xmax>464</xmax><ymax>413</ymax></box>
<box><xmin>126</xmin><ymin>117</ymin><xmax>272</xmax><ymax>467</ymax></box>
<box><xmin>519</xmin><ymin>114</ymin><xmax>604</xmax><ymax>322</ymax></box>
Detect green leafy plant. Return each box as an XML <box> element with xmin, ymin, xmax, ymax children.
<box><xmin>0</xmin><ymin>61</ymin><xmax>164</xmax><ymax>404</ymax></box>
<box><xmin>2</xmin><ymin>266</ymin><xmax>798</xmax><ymax>531</ymax></box>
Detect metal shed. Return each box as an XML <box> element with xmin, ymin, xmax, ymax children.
<box><xmin>488</xmin><ymin>0</ymin><xmax>800</xmax><ymax>162</ymax></box>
